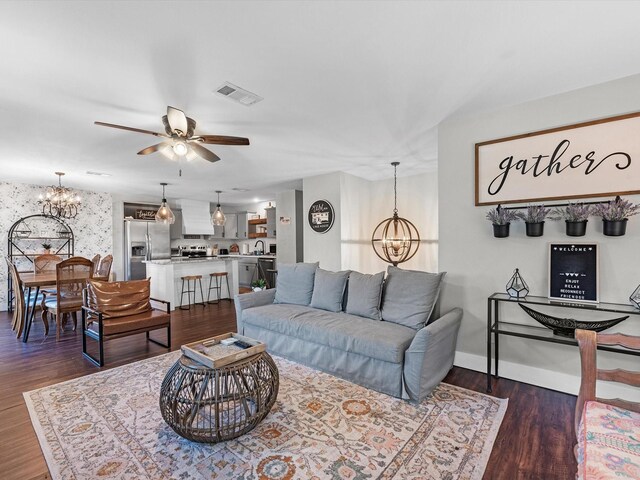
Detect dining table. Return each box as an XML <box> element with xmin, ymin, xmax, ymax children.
<box><xmin>19</xmin><ymin>271</ymin><xmax>102</xmax><ymax>342</ymax></box>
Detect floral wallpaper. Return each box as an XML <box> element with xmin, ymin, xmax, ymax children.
<box><xmin>0</xmin><ymin>181</ymin><xmax>112</xmax><ymax>311</ymax></box>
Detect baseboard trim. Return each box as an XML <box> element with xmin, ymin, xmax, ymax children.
<box><xmin>453</xmin><ymin>351</ymin><xmax>640</xmax><ymax>401</ymax></box>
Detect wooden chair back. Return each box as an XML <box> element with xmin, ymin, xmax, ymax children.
<box><xmin>5</xmin><ymin>256</ymin><xmax>25</xmax><ymax>337</ymax></box>
<box><xmin>55</xmin><ymin>257</ymin><xmax>94</xmax><ymax>314</ymax></box>
<box><xmin>575</xmin><ymin>328</ymin><xmax>640</xmax><ymax>435</ymax></box>
<box><xmin>34</xmin><ymin>254</ymin><xmax>63</xmax><ymax>273</ymax></box>
<box><xmin>95</xmin><ymin>254</ymin><xmax>113</xmax><ymax>280</ymax></box>
<box><xmin>91</xmin><ymin>254</ymin><xmax>101</xmax><ymax>275</ymax></box>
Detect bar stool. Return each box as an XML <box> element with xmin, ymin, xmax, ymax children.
<box><xmin>179</xmin><ymin>275</ymin><xmax>205</xmax><ymax>310</ymax></box>
<box><xmin>207</xmin><ymin>272</ymin><xmax>231</xmax><ymax>304</ymax></box>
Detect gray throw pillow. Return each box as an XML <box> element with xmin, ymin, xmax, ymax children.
<box><xmin>381</xmin><ymin>266</ymin><xmax>446</xmax><ymax>330</ymax></box>
<box><xmin>310</xmin><ymin>268</ymin><xmax>350</xmax><ymax>312</ymax></box>
<box><xmin>274</xmin><ymin>262</ymin><xmax>319</xmax><ymax>306</ymax></box>
<box><xmin>345</xmin><ymin>271</ymin><xmax>385</xmax><ymax>320</ymax></box>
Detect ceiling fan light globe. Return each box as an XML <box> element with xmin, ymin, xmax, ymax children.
<box><xmin>172</xmin><ymin>140</ymin><xmax>188</xmax><ymax>156</ymax></box>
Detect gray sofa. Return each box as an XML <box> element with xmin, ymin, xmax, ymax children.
<box><xmin>235</xmin><ymin>265</ymin><xmax>462</xmax><ymax>402</ymax></box>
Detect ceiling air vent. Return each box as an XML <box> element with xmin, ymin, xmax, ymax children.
<box><xmin>215</xmin><ymin>82</ymin><xmax>263</xmax><ymax>106</ymax></box>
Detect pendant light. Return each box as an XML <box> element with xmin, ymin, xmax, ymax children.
<box><xmin>211</xmin><ymin>190</ymin><xmax>226</xmax><ymax>226</ymax></box>
<box><xmin>155</xmin><ymin>182</ymin><xmax>175</xmax><ymax>224</ymax></box>
<box><xmin>371</xmin><ymin>162</ymin><xmax>420</xmax><ymax>266</ymax></box>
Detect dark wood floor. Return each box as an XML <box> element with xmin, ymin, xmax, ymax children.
<box><xmin>0</xmin><ymin>302</ymin><xmax>577</xmax><ymax>480</ymax></box>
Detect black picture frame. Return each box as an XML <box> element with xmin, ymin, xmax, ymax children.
<box><xmin>308</xmin><ymin>200</ymin><xmax>335</xmax><ymax>234</ymax></box>
<box><xmin>548</xmin><ymin>242</ymin><xmax>599</xmax><ymax>303</ymax></box>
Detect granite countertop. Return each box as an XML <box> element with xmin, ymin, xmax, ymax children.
<box><xmin>217</xmin><ymin>254</ymin><xmax>276</xmax><ymax>259</ymax></box>
<box><xmin>144</xmin><ymin>254</ymin><xmax>275</xmax><ymax>265</ymax></box>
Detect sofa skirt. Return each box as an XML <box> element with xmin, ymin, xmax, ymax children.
<box><xmin>245</xmin><ymin>324</ymin><xmax>405</xmax><ymax>398</ymax></box>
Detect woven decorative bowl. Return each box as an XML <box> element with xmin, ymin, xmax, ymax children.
<box><xmin>519</xmin><ymin>304</ymin><xmax>628</xmax><ymax>338</ymax></box>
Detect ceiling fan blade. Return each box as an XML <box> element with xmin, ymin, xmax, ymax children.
<box><xmin>94</xmin><ymin>121</ymin><xmax>168</xmax><ymax>137</ymax></box>
<box><xmin>137</xmin><ymin>143</ymin><xmax>167</xmax><ymax>155</ymax></box>
<box><xmin>190</xmin><ymin>142</ymin><xmax>221</xmax><ymax>163</ymax></box>
<box><xmin>196</xmin><ymin>135</ymin><xmax>250</xmax><ymax>146</ymax></box>
<box><xmin>166</xmin><ymin>106</ymin><xmax>189</xmax><ymax>136</ymax></box>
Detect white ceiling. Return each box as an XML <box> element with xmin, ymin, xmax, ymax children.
<box><xmin>1</xmin><ymin>1</ymin><xmax>640</xmax><ymax>204</ymax></box>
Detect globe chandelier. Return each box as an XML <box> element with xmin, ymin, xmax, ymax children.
<box><xmin>371</xmin><ymin>162</ymin><xmax>420</xmax><ymax>266</ymax></box>
<box><xmin>37</xmin><ymin>172</ymin><xmax>81</xmax><ymax>219</ymax></box>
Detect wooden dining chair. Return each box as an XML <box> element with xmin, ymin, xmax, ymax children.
<box><xmin>5</xmin><ymin>257</ymin><xmax>24</xmax><ymax>337</ymax></box>
<box><xmin>42</xmin><ymin>257</ymin><xmax>94</xmax><ymax>340</ymax></box>
<box><xmin>91</xmin><ymin>254</ymin><xmax>101</xmax><ymax>275</ymax></box>
<box><xmin>34</xmin><ymin>254</ymin><xmax>63</xmax><ymax>273</ymax></box>
<box><xmin>95</xmin><ymin>254</ymin><xmax>113</xmax><ymax>280</ymax></box>
<box><xmin>574</xmin><ymin>329</ymin><xmax>640</xmax><ymax>477</ymax></box>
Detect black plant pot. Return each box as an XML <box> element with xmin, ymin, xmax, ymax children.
<box><xmin>566</xmin><ymin>220</ymin><xmax>587</xmax><ymax>237</ymax></box>
<box><xmin>525</xmin><ymin>221</ymin><xmax>545</xmax><ymax>237</ymax></box>
<box><xmin>603</xmin><ymin>218</ymin><xmax>627</xmax><ymax>236</ymax></box>
<box><xmin>493</xmin><ymin>223</ymin><xmax>510</xmax><ymax>238</ymax></box>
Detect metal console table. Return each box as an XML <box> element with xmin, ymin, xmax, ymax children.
<box><xmin>486</xmin><ymin>293</ymin><xmax>640</xmax><ymax>392</ymax></box>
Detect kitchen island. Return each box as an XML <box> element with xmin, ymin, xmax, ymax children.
<box><xmin>144</xmin><ymin>257</ymin><xmax>239</xmax><ymax>310</ymax></box>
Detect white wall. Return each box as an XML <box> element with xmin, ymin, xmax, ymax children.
<box><xmin>439</xmin><ymin>74</ymin><xmax>640</xmax><ymax>396</ymax></box>
<box><xmin>303</xmin><ymin>172</ymin><xmax>343</xmax><ymax>271</ymax></box>
<box><xmin>276</xmin><ymin>190</ymin><xmax>303</xmax><ymax>264</ymax></box>
<box><xmin>304</xmin><ymin>170</ymin><xmax>439</xmax><ymax>273</ymax></box>
<box><xmin>1</xmin><ymin>181</ymin><xmax>113</xmax><ymax>311</ymax></box>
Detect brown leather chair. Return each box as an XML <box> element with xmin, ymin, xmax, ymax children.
<box><xmin>81</xmin><ymin>278</ymin><xmax>171</xmax><ymax>367</ymax></box>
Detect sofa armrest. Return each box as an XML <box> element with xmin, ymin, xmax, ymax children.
<box><xmin>403</xmin><ymin>307</ymin><xmax>463</xmax><ymax>402</ymax></box>
<box><xmin>234</xmin><ymin>289</ymin><xmax>277</xmax><ymax>334</ymax></box>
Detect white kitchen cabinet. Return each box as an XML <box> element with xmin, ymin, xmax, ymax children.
<box><xmin>211</xmin><ymin>224</ymin><xmax>225</xmax><ymax>238</ymax></box>
<box><xmin>236</xmin><ymin>211</ymin><xmax>256</xmax><ymax>239</ymax></box>
<box><xmin>238</xmin><ymin>258</ymin><xmax>258</xmax><ymax>286</ymax></box>
<box><xmin>224</xmin><ymin>213</ymin><xmax>238</xmax><ymax>238</ymax></box>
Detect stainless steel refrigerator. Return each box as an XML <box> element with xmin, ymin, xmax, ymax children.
<box><xmin>123</xmin><ymin>220</ymin><xmax>171</xmax><ymax>280</ymax></box>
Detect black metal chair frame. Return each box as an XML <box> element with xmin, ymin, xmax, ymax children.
<box><xmin>207</xmin><ymin>272</ymin><xmax>232</xmax><ymax>304</ymax></box>
<box><xmin>81</xmin><ymin>296</ymin><xmax>171</xmax><ymax>367</ymax></box>
<box><xmin>179</xmin><ymin>276</ymin><xmax>205</xmax><ymax>310</ymax></box>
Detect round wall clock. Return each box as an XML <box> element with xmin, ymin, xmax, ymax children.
<box><xmin>308</xmin><ymin>200</ymin><xmax>335</xmax><ymax>234</ymax></box>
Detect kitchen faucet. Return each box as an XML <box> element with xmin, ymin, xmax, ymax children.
<box><xmin>254</xmin><ymin>240</ymin><xmax>265</xmax><ymax>254</ymax></box>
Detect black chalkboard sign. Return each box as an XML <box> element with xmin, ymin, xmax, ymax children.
<box><xmin>308</xmin><ymin>200</ymin><xmax>335</xmax><ymax>234</ymax></box>
<box><xmin>548</xmin><ymin>243</ymin><xmax>599</xmax><ymax>303</ymax></box>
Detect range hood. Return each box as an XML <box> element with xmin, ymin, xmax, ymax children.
<box><xmin>179</xmin><ymin>199</ymin><xmax>215</xmax><ymax>235</ymax></box>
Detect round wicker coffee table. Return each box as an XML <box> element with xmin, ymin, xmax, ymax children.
<box><xmin>159</xmin><ymin>351</ymin><xmax>279</xmax><ymax>443</ymax></box>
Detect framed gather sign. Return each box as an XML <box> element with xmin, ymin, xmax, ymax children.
<box><xmin>475</xmin><ymin>112</ymin><xmax>640</xmax><ymax>205</ymax></box>
<box><xmin>548</xmin><ymin>243</ymin><xmax>599</xmax><ymax>303</ymax></box>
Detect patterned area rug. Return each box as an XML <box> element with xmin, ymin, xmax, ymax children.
<box><xmin>24</xmin><ymin>351</ymin><xmax>507</xmax><ymax>479</ymax></box>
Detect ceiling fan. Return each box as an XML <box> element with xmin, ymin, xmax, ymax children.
<box><xmin>95</xmin><ymin>106</ymin><xmax>250</xmax><ymax>163</ymax></box>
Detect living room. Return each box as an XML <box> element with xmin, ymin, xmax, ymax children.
<box><xmin>1</xmin><ymin>1</ymin><xmax>640</xmax><ymax>479</ymax></box>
